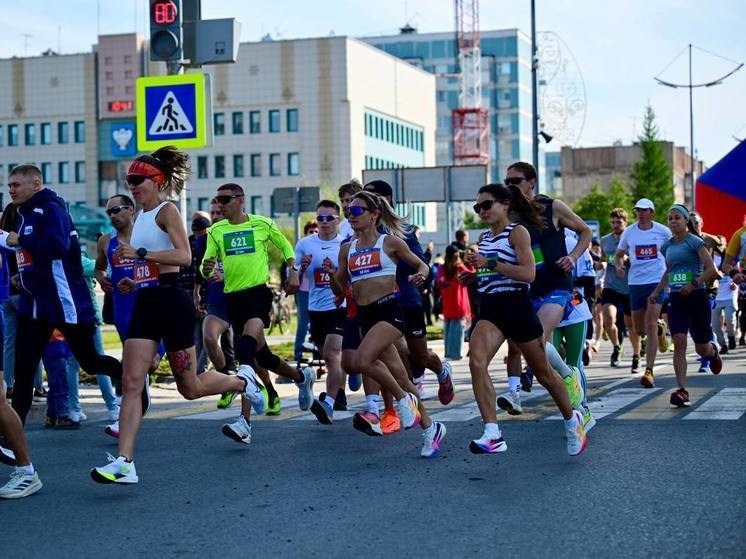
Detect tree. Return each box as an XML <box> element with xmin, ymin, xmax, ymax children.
<box><xmin>572</xmin><ymin>177</ymin><xmax>632</xmax><ymax>236</ymax></box>
<box><xmin>631</xmin><ymin>105</ymin><xmax>674</xmax><ymax>210</ymax></box>
<box><xmin>462</xmin><ymin>210</ymin><xmax>486</xmax><ymax>231</ymax></box>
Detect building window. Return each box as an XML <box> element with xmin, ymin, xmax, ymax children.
<box><xmin>58</xmin><ymin>122</ymin><xmax>69</xmax><ymax>144</ymax></box>
<box><xmin>8</xmin><ymin>164</ymin><xmax>18</xmax><ymax>174</ymax></box>
<box><xmin>250</xmin><ymin>154</ymin><xmax>261</xmax><ymax>177</ymax></box>
<box><xmin>124</xmin><ymin>70</ymin><xmax>133</xmax><ymax>79</ymax></box>
<box><xmin>58</xmin><ymin>162</ymin><xmax>70</xmax><ymax>184</ymax></box>
<box><xmin>124</xmin><ymin>55</ymin><xmax>132</xmax><ymax>64</ymax></box>
<box><xmin>288</xmin><ymin>153</ymin><xmax>299</xmax><ymax>176</ymax></box>
<box><xmin>105</xmin><ymin>71</ymin><xmax>113</xmax><ymax>81</ymax></box>
<box><xmin>287</xmin><ymin>109</ymin><xmax>298</xmax><ymax>132</ymax></box>
<box><xmin>106</xmin><ymin>87</ymin><xmax>114</xmax><ymax>96</ymax></box>
<box><xmin>233</xmin><ymin>154</ymin><xmax>244</xmax><ymax>177</ymax></box>
<box><xmin>232</xmin><ymin>112</ymin><xmax>244</xmax><ymax>134</ymax></box>
<box><xmin>104</xmin><ymin>56</ymin><xmax>112</xmax><ymax>65</ymax></box>
<box><xmin>41</xmin><ymin>162</ymin><xmax>52</xmax><ymax>183</ymax></box>
<box><xmin>251</xmin><ymin>196</ymin><xmax>263</xmax><ymax>215</ymax></box>
<box><xmin>214</xmin><ymin>112</ymin><xmax>225</xmax><ymax>135</ymax></box>
<box><xmin>249</xmin><ymin>111</ymin><xmax>261</xmax><ymax>133</ymax></box>
<box><xmin>269</xmin><ymin>153</ymin><xmax>280</xmax><ymax>176</ymax></box>
<box><xmin>41</xmin><ymin>122</ymin><xmax>52</xmax><ymax>145</ymax></box>
<box><xmin>214</xmin><ymin>156</ymin><xmax>225</xmax><ymax>178</ymax></box>
<box><xmin>74</xmin><ymin>121</ymin><xmax>85</xmax><ymax>143</ymax></box>
<box><xmin>24</xmin><ymin>124</ymin><xmax>35</xmax><ymax>145</ymax></box>
<box><xmin>125</xmin><ymin>85</ymin><xmax>133</xmax><ymax>95</ymax></box>
<box><xmin>269</xmin><ymin>110</ymin><xmax>280</xmax><ymax>133</ymax></box>
<box><xmin>8</xmin><ymin>124</ymin><xmax>18</xmax><ymax>146</ymax></box>
<box><xmin>197</xmin><ymin>156</ymin><xmax>208</xmax><ymax>178</ymax></box>
<box><xmin>75</xmin><ymin>161</ymin><xmax>85</xmax><ymax>183</ymax></box>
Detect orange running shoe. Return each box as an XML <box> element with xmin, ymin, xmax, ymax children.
<box><xmin>381</xmin><ymin>408</ymin><xmax>401</xmax><ymax>434</ymax></box>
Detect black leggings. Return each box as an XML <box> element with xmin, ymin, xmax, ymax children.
<box><xmin>12</xmin><ymin>316</ymin><xmax>122</xmax><ymax>424</ymax></box>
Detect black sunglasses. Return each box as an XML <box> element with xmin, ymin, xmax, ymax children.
<box><xmin>106</xmin><ymin>205</ymin><xmax>131</xmax><ymax>216</ymax></box>
<box><xmin>125</xmin><ymin>174</ymin><xmax>159</xmax><ymax>186</ymax></box>
<box><xmin>316</xmin><ymin>215</ymin><xmax>337</xmax><ymax>223</ymax></box>
<box><xmin>504</xmin><ymin>176</ymin><xmax>526</xmax><ymax>186</ymax></box>
<box><xmin>348</xmin><ymin>206</ymin><xmax>372</xmax><ymax>217</ymax></box>
<box><xmin>214</xmin><ymin>194</ymin><xmax>242</xmax><ymax>205</ymax></box>
<box><xmin>473</xmin><ymin>199</ymin><xmax>505</xmax><ymax>214</ymax></box>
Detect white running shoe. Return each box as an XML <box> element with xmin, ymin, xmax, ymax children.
<box><xmin>579</xmin><ymin>405</ymin><xmax>597</xmax><ymax>433</ymax></box>
<box><xmin>0</xmin><ymin>470</ymin><xmax>42</xmax><ymax>499</ymax></box>
<box><xmin>296</xmin><ymin>366</ymin><xmax>315</xmax><ymax>411</ymax></box>
<box><xmin>107</xmin><ymin>406</ymin><xmax>120</xmax><ymax>422</ymax></box>
<box><xmin>90</xmin><ymin>453</ymin><xmax>138</xmax><ymax>484</ymax></box>
<box><xmin>222</xmin><ymin>415</ymin><xmax>252</xmax><ymax>445</ymax></box>
<box><xmin>397</xmin><ymin>392</ymin><xmax>421</xmax><ymax>430</ymax></box>
<box><xmin>0</xmin><ymin>443</ymin><xmax>17</xmax><ymax>466</ymax></box>
<box><xmin>237</xmin><ymin>365</ymin><xmax>266</xmax><ymax>414</ymax></box>
<box><xmin>421</xmin><ymin>422</ymin><xmax>446</xmax><ymax>458</ymax></box>
<box><xmin>566</xmin><ymin>410</ymin><xmax>587</xmax><ymax>457</ymax></box>
<box><xmin>497</xmin><ymin>390</ymin><xmax>523</xmax><ymax>415</ymax></box>
<box><xmin>104</xmin><ymin>421</ymin><xmax>120</xmax><ymax>439</ymax></box>
<box><xmin>469</xmin><ymin>430</ymin><xmax>508</xmax><ymax>454</ymax></box>
<box><xmin>70</xmin><ymin>410</ymin><xmax>87</xmax><ymax>422</ymax></box>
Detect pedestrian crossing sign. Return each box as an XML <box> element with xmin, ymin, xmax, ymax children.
<box><xmin>136</xmin><ymin>73</ymin><xmax>211</xmax><ymax>150</ymax></box>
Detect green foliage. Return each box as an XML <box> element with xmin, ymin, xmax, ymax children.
<box><xmin>462</xmin><ymin>210</ymin><xmax>486</xmax><ymax>231</ymax></box>
<box><xmin>572</xmin><ymin>177</ymin><xmax>633</xmax><ymax>236</ymax></box>
<box><xmin>267</xmin><ymin>224</ymin><xmax>296</xmax><ymax>277</ymax></box>
<box><xmin>631</xmin><ymin>105</ymin><xmax>674</xmax><ymax>210</ymax></box>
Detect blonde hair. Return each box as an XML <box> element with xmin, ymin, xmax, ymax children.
<box><xmin>352</xmin><ymin>191</ymin><xmax>406</xmax><ymax>239</ymax></box>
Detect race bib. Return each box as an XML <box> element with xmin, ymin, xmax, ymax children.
<box><xmin>634</xmin><ymin>244</ymin><xmax>658</xmax><ymax>260</ymax></box>
<box><xmin>224</xmin><ymin>230</ymin><xmax>255</xmax><ymax>256</ymax></box>
<box><xmin>112</xmin><ymin>254</ymin><xmax>135</xmax><ymax>269</ymax></box>
<box><xmin>313</xmin><ymin>268</ymin><xmax>332</xmax><ymax>287</ymax></box>
<box><xmin>349</xmin><ymin>248</ymin><xmax>382</xmax><ymax>278</ymax></box>
<box><xmin>476</xmin><ymin>256</ymin><xmax>501</xmax><ymax>283</ymax></box>
<box><xmin>15</xmin><ymin>248</ymin><xmax>32</xmax><ymax>271</ymax></box>
<box><xmin>606</xmin><ymin>254</ymin><xmax>615</xmax><ymax>264</ymax></box>
<box><xmin>532</xmin><ymin>245</ymin><xmax>545</xmax><ymax>268</ymax></box>
<box><xmin>669</xmin><ymin>271</ymin><xmax>693</xmax><ymax>287</ymax></box>
<box><xmin>133</xmin><ymin>261</ymin><xmax>159</xmax><ymax>288</ymax></box>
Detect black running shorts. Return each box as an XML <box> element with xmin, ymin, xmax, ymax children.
<box><xmin>477</xmin><ymin>290</ymin><xmax>543</xmax><ymax>343</ymax></box>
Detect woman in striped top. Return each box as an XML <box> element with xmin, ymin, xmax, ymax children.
<box><xmin>464</xmin><ymin>183</ymin><xmax>587</xmax><ymax>457</ymax></box>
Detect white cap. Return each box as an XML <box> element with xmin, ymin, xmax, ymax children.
<box><xmin>634</xmin><ymin>198</ymin><xmax>655</xmax><ymax>210</ymax></box>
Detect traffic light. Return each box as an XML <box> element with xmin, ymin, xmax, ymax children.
<box><xmin>150</xmin><ymin>0</ymin><xmax>183</xmax><ymax>62</ymax></box>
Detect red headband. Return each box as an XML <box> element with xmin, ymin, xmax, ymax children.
<box><xmin>127</xmin><ymin>161</ymin><xmax>166</xmax><ymax>186</ymax></box>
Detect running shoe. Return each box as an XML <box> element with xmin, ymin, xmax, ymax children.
<box><xmin>348</xmin><ymin>373</ymin><xmax>362</xmax><ymax>392</ymax></box>
<box><xmin>640</xmin><ymin>368</ymin><xmax>655</xmax><ymax>388</ymax></box>
<box><xmin>222</xmin><ymin>415</ymin><xmax>252</xmax><ymax>445</ymax></box>
<box><xmin>670</xmin><ymin>387</ymin><xmax>690</xmax><ymax>408</ymax></box>
<box><xmin>352</xmin><ymin>412</ymin><xmax>383</xmax><ymax>436</ymax></box>
<box><xmin>497</xmin><ymin>390</ymin><xmax>523</xmax><ymax>415</ymax></box>
<box><xmin>55</xmin><ymin>417</ymin><xmax>81</xmax><ymax>430</ymax></box>
<box><xmin>640</xmin><ymin>336</ymin><xmax>647</xmax><ymax>358</ymax></box>
<box><xmin>563</xmin><ymin>366</ymin><xmax>584</xmax><ymax>409</ymax></box>
<box><xmin>469</xmin><ymin>431</ymin><xmax>508</xmax><ymax>454</ymax></box>
<box><xmin>397</xmin><ymin>392</ymin><xmax>421</xmax><ymax>430</ymax></box>
<box><xmin>437</xmin><ymin>361</ymin><xmax>455</xmax><ymax>405</ymax></box>
<box><xmin>104</xmin><ymin>421</ymin><xmax>120</xmax><ymax>439</ymax></box>
<box><xmin>421</xmin><ymin>422</ymin><xmax>446</xmax><ymax>459</ymax></box>
<box><xmin>728</xmin><ymin>336</ymin><xmax>736</xmax><ymax>350</ymax></box>
<box><xmin>310</xmin><ymin>399</ymin><xmax>333</xmax><ymax>425</ymax></box>
<box><xmin>657</xmin><ymin>320</ymin><xmax>668</xmax><ymax>352</ymax></box>
<box><xmin>70</xmin><ymin>410</ymin><xmax>87</xmax><ymax>422</ymax></box>
<box><xmin>610</xmin><ymin>345</ymin><xmax>621</xmax><ymax>368</ymax></box>
<box><xmin>0</xmin><ymin>441</ymin><xmax>16</xmax><ymax>466</ymax></box>
<box><xmin>217</xmin><ymin>391</ymin><xmax>237</xmax><ymax>409</ymax></box>
<box><xmin>107</xmin><ymin>406</ymin><xmax>120</xmax><ymax>422</ymax></box>
<box><xmin>0</xmin><ymin>471</ymin><xmax>42</xmax><ymax>499</ymax></box>
<box><xmin>720</xmin><ymin>344</ymin><xmax>729</xmax><ymax>355</ymax></box>
<box><xmin>582</xmin><ymin>343</ymin><xmax>590</xmax><ymax>367</ymax></box>
<box><xmin>580</xmin><ymin>405</ymin><xmax>597</xmax><ymax>433</ymax></box>
<box><xmin>566</xmin><ymin>410</ymin><xmax>587</xmax><ymax>456</ymax></box>
<box><xmin>631</xmin><ymin>354</ymin><xmax>640</xmax><ymax>374</ymax></box>
<box><xmin>90</xmin><ymin>453</ymin><xmax>138</xmax><ymax>484</ymax></box>
<box><xmin>296</xmin><ymin>367</ymin><xmax>315</xmax><ymax>411</ymax></box>
<box><xmin>45</xmin><ymin>417</ymin><xmax>57</xmax><ymax>429</ymax></box>
<box><xmin>381</xmin><ymin>408</ymin><xmax>401</xmax><ymax>434</ymax></box>
<box><xmin>710</xmin><ymin>343</ymin><xmax>723</xmax><ymax>375</ymax></box>
<box><xmin>266</xmin><ymin>393</ymin><xmax>282</xmax><ymax>416</ymax></box>
<box><xmin>33</xmin><ymin>386</ymin><xmax>47</xmax><ymax>401</ymax></box>
<box><xmin>334</xmin><ymin>389</ymin><xmax>348</xmax><ymax>411</ymax></box>
<box><xmin>698</xmin><ymin>357</ymin><xmax>711</xmax><ymax>373</ymax></box>
<box><xmin>237</xmin><ymin>365</ymin><xmax>266</xmax><ymax>414</ymax></box>
<box><xmin>520</xmin><ymin>369</ymin><xmax>533</xmax><ymax>392</ymax></box>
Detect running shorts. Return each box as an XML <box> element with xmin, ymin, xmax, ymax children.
<box><xmin>478</xmin><ymin>290</ymin><xmax>543</xmax><ymax>343</ymax></box>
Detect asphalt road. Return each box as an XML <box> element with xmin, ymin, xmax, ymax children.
<box><xmin>3</xmin><ymin>342</ymin><xmax>745</xmax><ymax>558</ymax></box>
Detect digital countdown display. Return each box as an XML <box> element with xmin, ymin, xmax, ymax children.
<box><xmin>152</xmin><ymin>1</ymin><xmax>178</xmax><ymax>25</ymax></box>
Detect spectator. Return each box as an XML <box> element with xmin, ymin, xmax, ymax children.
<box><xmin>452</xmin><ymin>229</ymin><xmax>469</xmax><ymax>252</ymax></box>
<box><xmin>437</xmin><ymin>245</ymin><xmax>472</xmax><ymax>360</ymax></box>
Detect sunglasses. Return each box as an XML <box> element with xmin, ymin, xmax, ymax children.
<box><xmin>348</xmin><ymin>206</ymin><xmax>372</xmax><ymax>217</ymax></box>
<box><xmin>473</xmin><ymin>199</ymin><xmax>505</xmax><ymax>214</ymax></box>
<box><xmin>504</xmin><ymin>176</ymin><xmax>526</xmax><ymax>186</ymax></box>
<box><xmin>316</xmin><ymin>215</ymin><xmax>337</xmax><ymax>223</ymax></box>
<box><xmin>214</xmin><ymin>194</ymin><xmax>242</xmax><ymax>205</ymax></box>
<box><xmin>125</xmin><ymin>174</ymin><xmax>159</xmax><ymax>186</ymax></box>
<box><xmin>106</xmin><ymin>205</ymin><xmax>130</xmax><ymax>216</ymax></box>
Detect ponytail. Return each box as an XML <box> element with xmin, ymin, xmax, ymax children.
<box><xmin>477</xmin><ymin>183</ymin><xmax>545</xmax><ymax>230</ymax></box>
<box><xmin>131</xmin><ymin>145</ymin><xmax>190</xmax><ymax>197</ymax></box>
<box><xmin>352</xmin><ymin>191</ymin><xmax>406</xmax><ymax>238</ymax></box>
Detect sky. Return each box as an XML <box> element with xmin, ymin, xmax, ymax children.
<box><xmin>2</xmin><ymin>0</ymin><xmax>744</xmax><ymax>166</ymax></box>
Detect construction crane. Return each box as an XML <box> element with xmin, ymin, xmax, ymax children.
<box><xmin>452</xmin><ymin>0</ymin><xmax>489</xmax><ymax>167</ymax></box>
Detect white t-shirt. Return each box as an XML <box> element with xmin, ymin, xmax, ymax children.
<box><xmin>295</xmin><ymin>233</ymin><xmax>346</xmax><ymax>312</ymax></box>
<box><xmin>559</xmin><ymin>298</ymin><xmax>593</xmax><ymax>328</ymax></box>
<box><xmin>565</xmin><ymin>229</ymin><xmax>595</xmax><ymax>278</ymax></box>
<box><xmin>618</xmin><ymin>222</ymin><xmax>672</xmax><ymax>285</ymax></box>
<box><xmin>339</xmin><ymin>219</ymin><xmax>354</xmax><ymax>240</ymax></box>
<box><xmin>716</xmin><ymin>275</ymin><xmax>738</xmax><ymax>304</ymax></box>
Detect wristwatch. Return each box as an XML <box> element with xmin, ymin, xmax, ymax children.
<box><xmin>487</xmin><ymin>258</ymin><xmax>498</xmax><ymax>270</ymax></box>
<box><xmin>136</xmin><ymin>247</ymin><xmax>148</xmax><ymax>260</ymax></box>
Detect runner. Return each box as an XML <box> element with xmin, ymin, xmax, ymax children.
<box><xmin>329</xmin><ymin>191</ymin><xmax>446</xmax><ymax>457</ymax></box>
<box><xmin>337</xmin><ymin>179</ymin><xmax>361</xmax><ymax>240</ymax></box>
<box><xmin>0</xmin><ymin>377</ymin><xmax>42</xmax><ymax>498</ymax></box>
<box><xmin>600</xmin><ymin>208</ymin><xmax>641</xmax><ymax>370</ymax></box>
<box><xmin>295</xmin><ymin>200</ymin><xmax>347</xmax><ymax>424</ymax></box>
<box><xmin>91</xmin><ymin>147</ymin><xmax>257</xmax><ymax>484</ymax></box>
<box><xmin>200</xmin><ymin>183</ymin><xmax>315</xmax><ymax>446</ymax></box>
<box><xmin>648</xmin><ymin>205</ymin><xmax>722</xmax><ymax>406</ymax></box>
<box><xmin>711</xmin><ymin>251</ymin><xmax>738</xmax><ymax>353</ymax></box>
<box><xmin>614</xmin><ymin>198</ymin><xmax>672</xmax><ymax>388</ymax></box>
<box><xmin>465</xmin><ymin>183</ymin><xmax>586</xmax><ymax>456</ymax></box>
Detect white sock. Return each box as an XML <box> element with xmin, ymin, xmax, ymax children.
<box><xmin>508</xmin><ymin>376</ymin><xmax>521</xmax><ymax>393</ymax></box>
<box><xmin>366</xmin><ymin>395</ymin><xmax>380</xmax><ymax>416</ymax></box>
<box><xmin>422</xmin><ymin>422</ymin><xmax>435</xmax><ymax>434</ymax></box>
<box><xmin>484</xmin><ymin>422</ymin><xmax>501</xmax><ymax>437</ymax></box>
<box><xmin>323</xmin><ymin>393</ymin><xmax>335</xmax><ymax>408</ymax></box>
<box><xmin>546</xmin><ymin>343</ymin><xmax>573</xmax><ymax>379</ymax></box>
<box><xmin>16</xmin><ymin>464</ymin><xmax>34</xmax><ymax>475</ymax></box>
<box><xmin>563</xmin><ymin>415</ymin><xmax>578</xmax><ymax>428</ymax></box>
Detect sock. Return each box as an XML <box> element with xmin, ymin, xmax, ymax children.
<box><xmin>422</xmin><ymin>422</ymin><xmax>435</xmax><ymax>434</ymax></box>
<box><xmin>546</xmin><ymin>342</ymin><xmax>573</xmax><ymax>379</ymax></box>
<box><xmin>323</xmin><ymin>393</ymin><xmax>335</xmax><ymax>408</ymax></box>
<box><xmin>413</xmin><ymin>367</ymin><xmax>425</xmax><ymax>383</ymax></box>
<box><xmin>240</xmin><ymin>414</ymin><xmax>250</xmax><ymax>425</ymax></box>
<box><xmin>484</xmin><ymin>422</ymin><xmax>501</xmax><ymax>437</ymax></box>
<box><xmin>508</xmin><ymin>376</ymin><xmax>521</xmax><ymax>393</ymax></box>
<box><xmin>118</xmin><ymin>455</ymin><xmax>132</xmax><ymax>463</ymax></box>
<box><xmin>366</xmin><ymin>395</ymin><xmax>380</xmax><ymax>416</ymax></box>
<box><xmin>16</xmin><ymin>464</ymin><xmax>34</xmax><ymax>475</ymax></box>
<box><xmin>563</xmin><ymin>415</ymin><xmax>578</xmax><ymax>428</ymax></box>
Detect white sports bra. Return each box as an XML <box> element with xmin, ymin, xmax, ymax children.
<box><xmin>130</xmin><ymin>201</ymin><xmax>175</xmax><ymax>252</ymax></box>
<box><xmin>347</xmin><ymin>234</ymin><xmax>397</xmax><ymax>283</ymax></box>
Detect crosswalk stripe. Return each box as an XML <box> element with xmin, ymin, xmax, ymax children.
<box><xmin>429</xmin><ymin>388</ymin><xmax>549</xmax><ymax>422</ymax></box>
<box><xmin>617</xmin><ymin>387</ymin><xmax>712</xmax><ymax>420</ymax></box>
<box><xmin>547</xmin><ymin>388</ymin><xmax>661</xmax><ymax>420</ymax></box>
<box><xmin>683</xmin><ymin>388</ymin><xmax>746</xmax><ymax>420</ymax></box>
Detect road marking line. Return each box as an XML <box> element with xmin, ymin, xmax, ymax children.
<box><xmin>617</xmin><ymin>387</ymin><xmax>711</xmax><ymax>420</ymax></box>
<box><xmin>683</xmin><ymin>388</ymin><xmax>746</xmax><ymax>420</ymax></box>
<box><xmin>547</xmin><ymin>388</ymin><xmax>661</xmax><ymax>420</ymax></box>
<box><xmin>429</xmin><ymin>388</ymin><xmax>548</xmax><ymax>422</ymax></box>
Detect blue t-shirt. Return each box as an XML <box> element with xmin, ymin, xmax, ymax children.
<box><xmin>662</xmin><ymin>233</ymin><xmax>705</xmax><ymax>291</ymax></box>
<box><xmin>377</xmin><ymin>225</ymin><xmax>425</xmax><ymax>308</ymax></box>
<box><xmin>600</xmin><ymin>232</ymin><xmax>629</xmax><ymax>294</ymax></box>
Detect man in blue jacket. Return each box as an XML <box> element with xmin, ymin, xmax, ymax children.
<box><xmin>2</xmin><ymin>165</ymin><xmax>121</xmax><ymax>423</ymax></box>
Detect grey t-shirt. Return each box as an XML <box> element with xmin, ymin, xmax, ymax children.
<box><xmin>601</xmin><ymin>233</ymin><xmax>629</xmax><ymax>294</ymax></box>
<box><xmin>661</xmin><ymin>233</ymin><xmax>705</xmax><ymax>292</ymax></box>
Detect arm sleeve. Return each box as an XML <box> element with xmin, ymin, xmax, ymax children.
<box><xmin>18</xmin><ymin>203</ymin><xmax>71</xmax><ymax>258</ymax></box>
<box><xmin>269</xmin><ymin>220</ymin><xmax>295</xmax><ymax>262</ymax></box>
<box><xmin>199</xmin><ymin>230</ymin><xmax>218</xmax><ymax>278</ymax></box>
